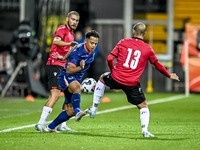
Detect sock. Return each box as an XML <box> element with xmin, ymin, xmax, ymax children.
<box><xmin>91</xmin><ymin>80</ymin><xmax>105</xmax><ymax>112</ymax></box>
<box><xmin>140</xmin><ymin>107</ymin><xmax>150</xmax><ymax>133</ymax></box>
<box><xmin>58</xmin><ymin>110</ymin><xmax>67</xmax><ymax>128</ymax></box>
<box><xmin>48</xmin><ymin>111</ymin><xmax>70</xmax><ymax>129</ymax></box>
<box><xmin>71</xmin><ymin>93</ymin><xmax>81</xmax><ymax>115</ymax></box>
<box><xmin>38</xmin><ymin>106</ymin><xmax>52</xmax><ymax>125</ymax></box>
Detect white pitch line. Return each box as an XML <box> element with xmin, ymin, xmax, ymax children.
<box><xmin>0</xmin><ymin>94</ymin><xmax>187</xmax><ymax>133</ymax></box>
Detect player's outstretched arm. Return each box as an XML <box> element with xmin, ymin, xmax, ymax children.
<box><xmin>52</xmin><ymin>52</ymin><xmax>64</xmax><ymax>60</ymax></box>
<box><xmin>53</xmin><ymin>36</ymin><xmax>78</xmax><ymax>46</ymax></box>
<box><xmin>154</xmin><ymin>61</ymin><xmax>180</xmax><ymax>82</ymax></box>
<box><xmin>62</xmin><ymin>45</ymin><xmax>77</xmax><ymax>60</ymax></box>
<box><xmin>170</xmin><ymin>73</ymin><xmax>180</xmax><ymax>81</ymax></box>
<box><xmin>52</xmin><ymin>45</ymin><xmax>77</xmax><ymax>61</ymax></box>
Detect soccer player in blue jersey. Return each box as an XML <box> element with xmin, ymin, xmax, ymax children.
<box><xmin>43</xmin><ymin>30</ymin><xmax>100</xmax><ymax>132</ymax></box>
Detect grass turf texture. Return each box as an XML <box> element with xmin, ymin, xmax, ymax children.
<box><xmin>0</xmin><ymin>92</ymin><xmax>199</xmax><ymax>150</ymax></box>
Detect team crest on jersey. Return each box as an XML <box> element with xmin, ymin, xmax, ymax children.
<box><xmin>54</xmin><ymin>72</ymin><xmax>57</xmax><ymax>76</ymax></box>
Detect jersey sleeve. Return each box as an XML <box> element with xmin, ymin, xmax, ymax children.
<box><xmin>107</xmin><ymin>54</ymin><xmax>115</xmax><ymax>71</ymax></box>
<box><xmin>67</xmin><ymin>49</ymin><xmax>79</xmax><ymax>67</ymax></box>
<box><xmin>55</xmin><ymin>26</ymin><xmax>66</xmax><ymax>39</ymax></box>
<box><xmin>148</xmin><ymin>46</ymin><xmax>158</xmax><ymax>64</ymax></box>
<box><xmin>110</xmin><ymin>41</ymin><xmax>120</xmax><ymax>57</ymax></box>
<box><xmin>154</xmin><ymin>61</ymin><xmax>171</xmax><ymax>78</ymax></box>
<box><xmin>107</xmin><ymin>41</ymin><xmax>120</xmax><ymax>71</ymax></box>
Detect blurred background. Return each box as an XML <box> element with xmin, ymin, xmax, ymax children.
<box><xmin>0</xmin><ymin>0</ymin><xmax>200</xmax><ymax>98</ymax></box>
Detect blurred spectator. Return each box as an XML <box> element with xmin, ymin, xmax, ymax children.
<box><xmin>74</xmin><ymin>31</ymin><xmax>85</xmax><ymax>44</ymax></box>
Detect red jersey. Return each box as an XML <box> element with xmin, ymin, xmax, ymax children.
<box><xmin>46</xmin><ymin>25</ymin><xmax>75</xmax><ymax>67</ymax></box>
<box><xmin>110</xmin><ymin>38</ymin><xmax>158</xmax><ymax>86</ymax></box>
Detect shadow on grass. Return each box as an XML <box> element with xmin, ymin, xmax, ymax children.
<box><xmin>55</xmin><ymin>131</ymin><xmax>189</xmax><ymax>141</ymax></box>
<box><xmin>5</xmin><ymin>130</ymin><xmax>190</xmax><ymax>141</ymax></box>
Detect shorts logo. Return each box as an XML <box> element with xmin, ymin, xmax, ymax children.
<box><xmin>68</xmin><ymin>76</ymin><xmax>73</xmax><ymax>80</ymax></box>
<box><xmin>54</xmin><ymin>72</ymin><xmax>57</xmax><ymax>76</ymax></box>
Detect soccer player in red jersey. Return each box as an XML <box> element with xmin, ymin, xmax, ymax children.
<box><xmin>35</xmin><ymin>11</ymin><xmax>80</xmax><ymax>132</ymax></box>
<box><xmin>88</xmin><ymin>22</ymin><xmax>180</xmax><ymax>137</ymax></box>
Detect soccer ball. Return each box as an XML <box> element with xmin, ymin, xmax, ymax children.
<box><xmin>81</xmin><ymin>78</ymin><xmax>97</xmax><ymax>93</ymax></box>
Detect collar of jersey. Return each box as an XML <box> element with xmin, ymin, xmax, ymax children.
<box><xmin>133</xmin><ymin>37</ymin><xmax>143</xmax><ymax>41</ymax></box>
<box><xmin>84</xmin><ymin>44</ymin><xmax>92</xmax><ymax>54</ymax></box>
<box><xmin>65</xmin><ymin>24</ymin><xmax>73</xmax><ymax>33</ymax></box>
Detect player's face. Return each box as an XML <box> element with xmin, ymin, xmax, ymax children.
<box><xmin>66</xmin><ymin>14</ymin><xmax>79</xmax><ymax>31</ymax></box>
<box><xmin>85</xmin><ymin>36</ymin><xmax>99</xmax><ymax>53</ymax></box>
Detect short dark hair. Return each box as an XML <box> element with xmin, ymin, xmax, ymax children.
<box><xmin>67</xmin><ymin>11</ymin><xmax>80</xmax><ymax>17</ymax></box>
<box><xmin>85</xmin><ymin>30</ymin><xmax>100</xmax><ymax>39</ymax></box>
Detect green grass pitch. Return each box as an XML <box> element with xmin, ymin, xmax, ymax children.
<box><xmin>0</xmin><ymin>92</ymin><xmax>199</xmax><ymax>150</ymax></box>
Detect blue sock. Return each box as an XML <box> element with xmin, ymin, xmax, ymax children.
<box><xmin>48</xmin><ymin>111</ymin><xmax>69</xmax><ymax>129</ymax></box>
<box><xmin>71</xmin><ymin>93</ymin><xmax>81</xmax><ymax>115</ymax></box>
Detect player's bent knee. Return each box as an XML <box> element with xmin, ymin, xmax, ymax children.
<box><xmin>66</xmin><ymin>108</ymin><xmax>75</xmax><ymax>116</ymax></box>
<box><xmin>137</xmin><ymin>101</ymin><xmax>148</xmax><ymax>109</ymax></box>
<box><xmin>100</xmin><ymin>72</ymin><xmax>110</xmax><ymax>83</ymax></box>
<box><xmin>99</xmin><ymin>75</ymin><xmax>104</xmax><ymax>82</ymax></box>
<box><xmin>50</xmin><ymin>89</ymin><xmax>60</xmax><ymax>100</ymax></box>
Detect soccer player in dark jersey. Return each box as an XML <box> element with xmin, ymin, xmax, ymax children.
<box><xmin>42</xmin><ymin>30</ymin><xmax>99</xmax><ymax>132</ymax></box>
<box><xmin>88</xmin><ymin>22</ymin><xmax>180</xmax><ymax>137</ymax></box>
<box><xmin>35</xmin><ymin>11</ymin><xmax>80</xmax><ymax>132</ymax></box>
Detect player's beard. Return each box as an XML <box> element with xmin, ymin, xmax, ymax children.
<box><xmin>67</xmin><ymin>21</ymin><xmax>77</xmax><ymax>31</ymax></box>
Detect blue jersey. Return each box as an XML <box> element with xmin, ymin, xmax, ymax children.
<box><xmin>58</xmin><ymin>43</ymin><xmax>95</xmax><ymax>84</ymax></box>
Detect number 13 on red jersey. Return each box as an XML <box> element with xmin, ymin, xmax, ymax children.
<box><xmin>123</xmin><ymin>48</ymin><xmax>141</xmax><ymax>69</ymax></box>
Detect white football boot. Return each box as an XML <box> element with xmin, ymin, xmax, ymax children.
<box><xmin>75</xmin><ymin>108</ymin><xmax>89</xmax><ymax>122</ymax></box>
<box><xmin>43</xmin><ymin>126</ymin><xmax>58</xmax><ymax>133</ymax></box>
<box><xmin>142</xmin><ymin>131</ymin><xmax>155</xmax><ymax>137</ymax></box>
<box><xmin>35</xmin><ymin>124</ymin><xmax>45</xmax><ymax>132</ymax></box>
<box><xmin>57</xmin><ymin>125</ymin><xmax>76</xmax><ymax>132</ymax></box>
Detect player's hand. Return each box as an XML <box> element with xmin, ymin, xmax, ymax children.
<box><xmin>170</xmin><ymin>73</ymin><xmax>180</xmax><ymax>81</ymax></box>
<box><xmin>80</xmin><ymin>60</ymin><xmax>85</xmax><ymax>69</ymax></box>
<box><xmin>70</xmin><ymin>41</ymin><xmax>78</xmax><ymax>47</ymax></box>
<box><xmin>52</xmin><ymin>52</ymin><xmax>63</xmax><ymax>60</ymax></box>
<box><xmin>88</xmin><ymin>108</ymin><xmax>96</xmax><ymax>118</ymax></box>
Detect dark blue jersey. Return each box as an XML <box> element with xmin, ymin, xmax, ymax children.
<box><xmin>59</xmin><ymin>43</ymin><xmax>95</xmax><ymax>83</ymax></box>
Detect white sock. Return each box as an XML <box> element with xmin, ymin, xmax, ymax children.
<box><xmin>140</xmin><ymin>107</ymin><xmax>150</xmax><ymax>133</ymax></box>
<box><xmin>91</xmin><ymin>80</ymin><xmax>105</xmax><ymax>112</ymax></box>
<box><xmin>38</xmin><ymin>106</ymin><xmax>52</xmax><ymax>125</ymax></box>
<box><xmin>58</xmin><ymin>110</ymin><xmax>67</xmax><ymax>128</ymax></box>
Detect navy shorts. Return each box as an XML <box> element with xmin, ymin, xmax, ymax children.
<box><xmin>102</xmin><ymin>72</ymin><xmax>146</xmax><ymax>105</ymax></box>
<box><xmin>58</xmin><ymin>72</ymin><xmax>78</xmax><ymax>104</ymax></box>
<box><xmin>46</xmin><ymin>65</ymin><xmax>63</xmax><ymax>91</ymax></box>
